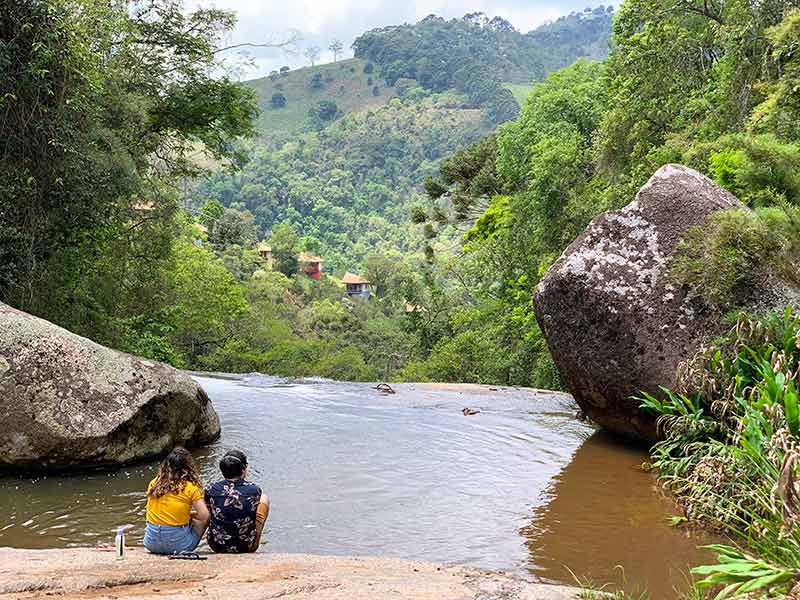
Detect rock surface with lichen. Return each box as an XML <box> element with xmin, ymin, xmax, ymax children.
<box><xmin>0</xmin><ymin>302</ymin><xmax>220</xmax><ymax>472</ymax></box>
<box><xmin>534</xmin><ymin>164</ymin><xmax>797</xmax><ymax>442</ymax></box>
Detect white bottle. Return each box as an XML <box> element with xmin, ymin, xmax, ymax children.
<box><xmin>115</xmin><ymin>526</ymin><xmax>125</xmax><ymax>559</ymax></box>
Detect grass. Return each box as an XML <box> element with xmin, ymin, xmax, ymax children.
<box><xmin>503</xmin><ymin>82</ymin><xmax>535</xmax><ymax>106</ymax></box>
<box><xmin>245</xmin><ymin>58</ymin><xmax>397</xmax><ymax>138</ymax></box>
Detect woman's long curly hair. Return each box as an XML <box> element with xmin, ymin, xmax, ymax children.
<box><xmin>148</xmin><ymin>446</ymin><xmax>202</xmax><ymax>498</ymax></box>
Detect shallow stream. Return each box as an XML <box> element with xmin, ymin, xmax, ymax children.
<box><xmin>0</xmin><ymin>375</ymin><xmax>713</xmax><ymax>598</ymax></box>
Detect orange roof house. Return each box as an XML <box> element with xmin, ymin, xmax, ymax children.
<box><xmin>298</xmin><ymin>252</ymin><xmax>324</xmax><ymax>280</ymax></box>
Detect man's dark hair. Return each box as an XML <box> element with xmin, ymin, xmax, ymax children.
<box><xmin>219</xmin><ymin>450</ymin><xmax>248</xmax><ymax>479</ymax></box>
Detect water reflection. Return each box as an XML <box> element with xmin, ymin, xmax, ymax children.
<box><xmin>522</xmin><ymin>431</ymin><xmax>716</xmax><ymax>599</ymax></box>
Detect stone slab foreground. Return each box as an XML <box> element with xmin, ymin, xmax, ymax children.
<box><xmin>0</xmin><ymin>548</ymin><xmax>579</xmax><ymax>600</ymax></box>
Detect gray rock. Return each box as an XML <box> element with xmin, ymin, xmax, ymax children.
<box><xmin>534</xmin><ymin>164</ymin><xmax>798</xmax><ymax>442</ymax></box>
<box><xmin>0</xmin><ymin>302</ymin><xmax>220</xmax><ymax>471</ymax></box>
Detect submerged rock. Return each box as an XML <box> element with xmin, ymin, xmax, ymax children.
<box><xmin>0</xmin><ymin>302</ymin><xmax>220</xmax><ymax>472</ymax></box>
<box><xmin>534</xmin><ymin>164</ymin><xmax>798</xmax><ymax>442</ymax></box>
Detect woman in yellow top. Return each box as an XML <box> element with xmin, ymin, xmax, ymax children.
<box><xmin>143</xmin><ymin>446</ymin><xmax>210</xmax><ymax>554</ymax></box>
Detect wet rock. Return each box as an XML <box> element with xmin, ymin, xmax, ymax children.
<box><xmin>533</xmin><ymin>164</ymin><xmax>799</xmax><ymax>442</ymax></box>
<box><xmin>0</xmin><ymin>302</ymin><xmax>220</xmax><ymax>472</ymax></box>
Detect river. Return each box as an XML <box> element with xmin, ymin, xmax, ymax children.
<box><xmin>0</xmin><ymin>374</ymin><xmax>713</xmax><ymax>598</ymax></box>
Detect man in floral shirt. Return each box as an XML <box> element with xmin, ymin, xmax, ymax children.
<box><xmin>205</xmin><ymin>450</ymin><xmax>270</xmax><ymax>553</ymax></box>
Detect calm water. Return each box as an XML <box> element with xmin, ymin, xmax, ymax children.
<box><xmin>0</xmin><ymin>375</ymin><xmax>712</xmax><ymax>598</ymax></box>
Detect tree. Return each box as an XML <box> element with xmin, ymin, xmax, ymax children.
<box><xmin>314</xmin><ymin>101</ymin><xmax>339</xmax><ymax>121</ymax></box>
<box><xmin>168</xmin><ymin>239</ymin><xmax>249</xmax><ymax>362</ymax></box>
<box><xmin>328</xmin><ymin>39</ymin><xmax>344</xmax><ymax>62</ymax></box>
<box><xmin>199</xmin><ymin>200</ymin><xmax>226</xmax><ymax>233</ymax></box>
<box><xmin>363</xmin><ymin>62</ymin><xmax>374</xmax><ymax>74</ymax></box>
<box><xmin>270</xmin><ymin>223</ymin><xmax>301</xmax><ymax>277</ymax></box>
<box><xmin>271</xmin><ymin>92</ymin><xmax>287</xmax><ymax>108</ymax></box>
<box><xmin>280</xmin><ymin>66</ymin><xmax>290</xmax><ymax>75</ymax></box>
<box><xmin>309</xmin><ymin>72</ymin><xmax>324</xmax><ymax>89</ymax></box>
<box><xmin>208</xmin><ymin>208</ymin><xmax>257</xmax><ymax>249</ymax></box>
<box><xmin>0</xmin><ymin>0</ymin><xmax>258</xmax><ymax>319</ymax></box>
<box><xmin>304</xmin><ymin>45</ymin><xmax>321</xmax><ymax>66</ymax></box>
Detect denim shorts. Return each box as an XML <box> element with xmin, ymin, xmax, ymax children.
<box><xmin>143</xmin><ymin>522</ymin><xmax>201</xmax><ymax>554</ymax></box>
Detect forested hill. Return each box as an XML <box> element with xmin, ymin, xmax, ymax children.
<box><xmin>193</xmin><ymin>7</ymin><xmax>614</xmax><ymax>273</ymax></box>
<box><xmin>352</xmin><ymin>7</ymin><xmax>614</xmax><ymax>123</ymax></box>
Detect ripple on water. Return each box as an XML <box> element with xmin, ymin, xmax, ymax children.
<box><xmin>0</xmin><ymin>375</ymin><xmax>713</xmax><ymax>599</ymax></box>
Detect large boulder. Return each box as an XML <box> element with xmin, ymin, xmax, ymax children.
<box><xmin>0</xmin><ymin>302</ymin><xmax>220</xmax><ymax>471</ymax></box>
<box><xmin>534</xmin><ymin>164</ymin><xmax>799</xmax><ymax>442</ymax></box>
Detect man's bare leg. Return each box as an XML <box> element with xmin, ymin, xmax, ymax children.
<box><xmin>249</xmin><ymin>495</ymin><xmax>270</xmax><ymax>552</ymax></box>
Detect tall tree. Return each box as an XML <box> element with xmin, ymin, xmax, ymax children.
<box><xmin>0</xmin><ymin>0</ymin><xmax>258</xmax><ymax>320</ymax></box>
<box><xmin>304</xmin><ymin>45</ymin><xmax>321</xmax><ymax>66</ymax></box>
<box><xmin>328</xmin><ymin>39</ymin><xmax>344</xmax><ymax>62</ymax></box>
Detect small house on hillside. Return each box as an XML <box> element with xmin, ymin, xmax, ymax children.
<box><xmin>298</xmin><ymin>252</ymin><xmax>324</xmax><ymax>280</ymax></box>
<box><xmin>342</xmin><ymin>272</ymin><xmax>371</xmax><ymax>299</ymax></box>
<box><xmin>257</xmin><ymin>242</ymin><xmax>273</xmax><ymax>270</ymax></box>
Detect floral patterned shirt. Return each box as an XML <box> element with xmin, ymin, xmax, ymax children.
<box><xmin>205</xmin><ymin>479</ymin><xmax>263</xmax><ymax>553</ymax></box>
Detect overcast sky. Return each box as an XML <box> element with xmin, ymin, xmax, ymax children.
<box><xmin>193</xmin><ymin>0</ymin><xmax>615</xmax><ymax>80</ymax></box>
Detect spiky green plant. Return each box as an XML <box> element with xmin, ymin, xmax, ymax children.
<box><xmin>637</xmin><ymin>308</ymin><xmax>800</xmax><ymax>598</ymax></box>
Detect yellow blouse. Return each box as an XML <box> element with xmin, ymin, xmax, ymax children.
<box><xmin>145</xmin><ymin>478</ymin><xmax>203</xmax><ymax>526</ymax></box>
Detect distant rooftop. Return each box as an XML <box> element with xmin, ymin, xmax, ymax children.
<box><xmin>342</xmin><ymin>272</ymin><xmax>369</xmax><ymax>285</ymax></box>
<box><xmin>298</xmin><ymin>252</ymin><xmax>323</xmax><ymax>263</ymax></box>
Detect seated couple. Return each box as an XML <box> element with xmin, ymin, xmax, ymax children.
<box><xmin>143</xmin><ymin>447</ymin><xmax>270</xmax><ymax>554</ymax></box>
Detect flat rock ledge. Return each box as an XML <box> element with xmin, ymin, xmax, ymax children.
<box><xmin>0</xmin><ymin>548</ymin><xmax>580</xmax><ymax>600</ymax></box>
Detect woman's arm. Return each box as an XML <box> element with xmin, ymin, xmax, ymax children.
<box><xmin>190</xmin><ymin>498</ymin><xmax>210</xmax><ymax>539</ymax></box>
<box><xmin>192</xmin><ymin>498</ymin><xmax>210</xmax><ymax>523</ymax></box>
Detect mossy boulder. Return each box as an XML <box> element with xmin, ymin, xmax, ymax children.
<box><xmin>533</xmin><ymin>164</ymin><xmax>799</xmax><ymax>442</ymax></box>
<box><xmin>0</xmin><ymin>302</ymin><xmax>220</xmax><ymax>472</ymax></box>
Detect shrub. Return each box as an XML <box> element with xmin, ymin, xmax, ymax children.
<box><xmin>672</xmin><ymin>206</ymin><xmax>800</xmax><ymax>311</ymax></box>
<box><xmin>270</xmin><ymin>92</ymin><xmax>286</xmax><ymax>109</ymax></box>
<box><xmin>638</xmin><ymin>310</ymin><xmax>800</xmax><ymax>596</ymax></box>
<box><xmin>314</xmin><ymin>100</ymin><xmax>338</xmax><ymax>121</ymax></box>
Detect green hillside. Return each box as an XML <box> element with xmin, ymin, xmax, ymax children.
<box><xmin>247</xmin><ymin>58</ymin><xmax>396</xmax><ymax>139</ymax></box>
<box><xmin>194</xmin><ymin>8</ymin><xmax>615</xmax><ymax>270</ymax></box>
<box><xmin>503</xmin><ymin>83</ymin><xmax>534</xmax><ymax>106</ymax></box>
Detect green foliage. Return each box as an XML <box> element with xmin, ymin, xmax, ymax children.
<box><xmin>638</xmin><ymin>311</ymin><xmax>800</xmax><ymax>596</ymax></box>
<box><xmin>0</xmin><ymin>0</ymin><xmax>257</xmax><ymax>324</ymax></box>
<box><xmin>353</xmin><ymin>9</ymin><xmax>613</xmax><ymax>91</ymax></box>
<box><xmin>692</xmin><ymin>546</ymin><xmax>797</xmax><ymax>600</ymax></box>
<box><xmin>194</xmin><ymin>93</ymin><xmax>487</xmax><ymax>272</ymax></box>
<box><xmin>271</xmin><ymin>91</ymin><xmax>287</xmax><ymax>108</ymax></box>
<box><xmin>309</xmin><ymin>72</ymin><xmax>323</xmax><ymax>89</ymax></box>
<box><xmin>313</xmin><ymin>100</ymin><xmax>339</xmax><ymax>121</ymax></box>
<box><xmin>269</xmin><ymin>223</ymin><xmax>301</xmax><ymax>277</ymax></box>
<box><xmin>208</xmin><ymin>208</ymin><xmax>258</xmax><ymax>249</ymax></box>
<box><xmin>672</xmin><ymin>207</ymin><xmax>800</xmax><ymax>311</ymax></box>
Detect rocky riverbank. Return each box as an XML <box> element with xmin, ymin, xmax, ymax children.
<box><xmin>0</xmin><ymin>548</ymin><xmax>579</xmax><ymax>599</ymax></box>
